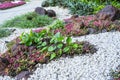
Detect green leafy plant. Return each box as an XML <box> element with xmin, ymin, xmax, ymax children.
<box><xmin>68</xmin><ymin>1</ymin><xmax>94</xmax><ymax>15</ymax></box>
<box><xmin>44</xmin><ymin>0</ymin><xmax>120</xmax><ymax>15</ymax></box>
<box><xmin>0</xmin><ymin>29</ymin><xmax>15</xmax><ymax>38</ymax></box>
<box><xmin>48</xmin><ymin>20</ymin><xmax>64</xmax><ymax>29</ymax></box>
<box><xmin>112</xmin><ymin>71</ymin><xmax>120</xmax><ymax>80</ymax></box>
<box><xmin>2</xmin><ymin>12</ymin><xmax>54</xmax><ymax>28</ymax></box>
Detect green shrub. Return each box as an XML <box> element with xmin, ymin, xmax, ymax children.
<box><xmin>68</xmin><ymin>1</ymin><xmax>94</xmax><ymax>15</ymax></box>
<box><xmin>0</xmin><ymin>29</ymin><xmax>14</xmax><ymax>38</ymax></box>
<box><xmin>44</xmin><ymin>0</ymin><xmax>120</xmax><ymax>15</ymax></box>
<box><xmin>2</xmin><ymin>12</ymin><xmax>54</xmax><ymax>28</ymax></box>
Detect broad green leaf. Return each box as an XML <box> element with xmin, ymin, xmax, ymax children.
<box><xmin>29</xmin><ymin>30</ymin><xmax>33</xmax><ymax>37</ymax></box>
<box><xmin>50</xmin><ymin>53</ymin><xmax>56</xmax><ymax>60</ymax></box>
<box><xmin>50</xmin><ymin>38</ymin><xmax>55</xmax><ymax>43</ymax></box>
<box><xmin>58</xmin><ymin>49</ymin><xmax>62</xmax><ymax>55</ymax></box>
<box><xmin>19</xmin><ymin>32</ymin><xmax>24</xmax><ymax>40</ymax></box>
<box><xmin>57</xmin><ymin>44</ymin><xmax>63</xmax><ymax>49</ymax></box>
<box><xmin>55</xmin><ymin>32</ymin><xmax>61</xmax><ymax>38</ymax></box>
<box><xmin>66</xmin><ymin>37</ymin><xmax>72</xmax><ymax>44</ymax></box>
<box><xmin>34</xmin><ymin>38</ymin><xmax>40</xmax><ymax>43</ymax></box>
<box><xmin>26</xmin><ymin>41</ymin><xmax>32</xmax><ymax>46</ymax></box>
<box><xmin>63</xmin><ymin>47</ymin><xmax>70</xmax><ymax>53</ymax></box>
<box><xmin>57</xmin><ymin>36</ymin><xmax>64</xmax><ymax>42</ymax></box>
<box><xmin>41</xmin><ymin>47</ymin><xmax>47</xmax><ymax>52</ymax></box>
<box><xmin>42</xmin><ymin>42</ymin><xmax>47</xmax><ymax>46</ymax></box>
<box><xmin>48</xmin><ymin>46</ymin><xmax>56</xmax><ymax>52</ymax></box>
<box><xmin>73</xmin><ymin>44</ymin><xmax>78</xmax><ymax>49</ymax></box>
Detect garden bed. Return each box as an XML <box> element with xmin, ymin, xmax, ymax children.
<box><xmin>0</xmin><ymin>0</ymin><xmax>120</xmax><ymax>80</ymax></box>
<box><xmin>0</xmin><ymin>1</ymin><xmax>26</xmax><ymax>10</ymax></box>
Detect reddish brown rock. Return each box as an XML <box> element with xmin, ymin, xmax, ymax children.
<box><xmin>96</xmin><ymin>5</ymin><xmax>120</xmax><ymax>21</ymax></box>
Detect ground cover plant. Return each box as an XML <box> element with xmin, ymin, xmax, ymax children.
<box><xmin>112</xmin><ymin>71</ymin><xmax>120</xmax><ymax>80</ymax></box>
<box><xmin>0</xmin><ymin>24</ymin><xmax>96</xmax><ymax>77</ymax></box>
<box><xmin>40</xmin><ymin>16</ymin><xmax>119</xmax><ymax>37</ymax></box>
<box><xmin>0</xmin><ymin>28</ymin><xmax>15</xmax><ymax>38</ymax></box>
<box><xmin>112</xmin><ymin>65</ymin><xmax>120</xmax><ymax>80</ymax></box>
<box><xmin>42</xmin><ymin>0</ymin><xmax>120</xmax><ymax>15</ymax></box>
<box><xmin>1</xmin><ymin>12</ymin><xmax>54</xmax><ymax>28</ymax></box>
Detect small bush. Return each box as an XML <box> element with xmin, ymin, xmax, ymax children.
<box><xmin>0</xmin><ymin>29</ymin><xmax>15</xmax><ymax>38</ymax></box>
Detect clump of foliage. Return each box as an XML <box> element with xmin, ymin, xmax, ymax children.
<box><xmin>42</xmin><ymin>0</ymin><xmax>120</xmax><ymax>15</ymax></box>
<box><xmin>1</xmin><ymin>27</ymin><xmax>96</xmax><ymax>76</ymax></box>
<box><xmin>112</xmin><ymin>65</ymin><xmax>120</xmax><ymax>80</ymax></box>
<box><xmin>62</xmin><ymin>15</ymin><xmax>119</xmax><ymax>36</ymax></box>
<box><xmin>0</xmin><ymin>29</ymin><xmax>15</xmax><ymax>38</ymax></box>
<box><xmin>112</xmin><ymin>71</ymin><xmax>120</xmax><ymax>80</ymax></box>
<box><xmin>1</xmin><ymin>12</ymin><xmax>54</xmax><ymax>28</ymax></box>
<box><xmin>67</xmin><ymin>1</ymin><xmax>95</xmax><ymax>15</ymax></box>
<box><xmin>38</xmin><ymin>16</ymin><xmax>116</xmax><ymax>37</ymax></box>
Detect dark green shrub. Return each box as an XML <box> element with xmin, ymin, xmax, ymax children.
<box><xmin>43</xmin><ymin>0</ymin><xmax>120</xmax><ymax>15</ymax></box>
<box><xmin>68</xmin><ymin>1</ymin><xmax>94</xmax><ymax>15</ymax></box>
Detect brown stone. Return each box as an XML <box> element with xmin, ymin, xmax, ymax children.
<box><xmin>96</xmin><ymin>5</ymin><xmax>120</xmax><ymax>21</ymax></box>
<box><xmin>15</xmin><ymin>71</ymin><xmax>32</xmax><ymax>80</ymax></box>
<box><xmin>0</xmin><ymin>57</ymin><xmax>9</xmax><ymax>72</ymax></box>
<box><xmin>35</xmin><ymin>7</ymin><xmax>47</xmax><ymax>15</ymax></box>
<box><xmin>46</xmin><ymin>10</ymin><xmax>56</xmax><ymax>17</ymax></box>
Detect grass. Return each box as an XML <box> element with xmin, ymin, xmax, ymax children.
<box><xmin>1</xmin><ymin>12</ymin><xmax>54</xmax><ymax>28</ymax></box>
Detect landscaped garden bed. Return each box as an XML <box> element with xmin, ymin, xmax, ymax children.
<box><xmin>0</xmin><ymin>1</ymin><xmax>26</xmax><ymax>10</ymax></box>
<box><xmin>0</xmin><ymin>0</ymin><xmax>120</xmax><ymax>80</ymax></box>
<box><xmin>0</xmin><ymin>27</ymin><xmax>97</xmax><ymax>78</ymax></box>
